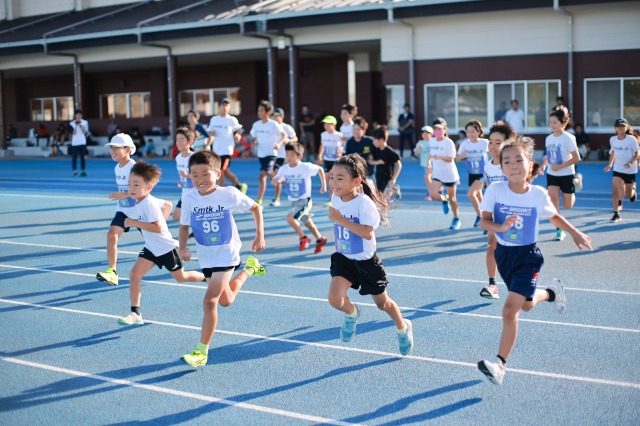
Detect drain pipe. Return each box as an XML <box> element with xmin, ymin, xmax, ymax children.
<box><xmin>240</xmin><ymin>21</ymin><xmax>275</xmax><ymax>105</ymax></box>
<box><xmin>281</xmin><ymin>33</ymin><xmax>297</xmax><ymax>132</ymax></box>
<box><xmin>43</xmin><ymin>43</ymin><xmax>81</xmax><ymax>111</ymax></box>
<box><xmin>387</xmin><ymin>8</ymin><xmax>415</xmax><ymax>115</ymax></box>
<box><xmin>554</xmin><ymin>0</ymin><xmax>574</xmax><ymax>114</ymax></box>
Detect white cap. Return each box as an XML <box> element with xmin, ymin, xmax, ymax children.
<box><xmin>421</xmin><ymin>125</ymin><xmax>434</xmax><ymax>134</ymax></box>
<box><xmin>105</xmin><ymin>133</ymin><xmax>136</xmax><ymax>155</ymax></box>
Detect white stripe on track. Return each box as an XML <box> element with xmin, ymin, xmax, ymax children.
<box><xmin>0</xmin><ymin>265</ymin><xmax>638</xmax><ymax>335</ymax></box>
<box><xmin>1</xmin><ymin>299</ymin><xmax>639</xmax><ymax>389</ymax></box>
<box><xmin>0</xmin><ymin>356</ymin><xmax>361</xmax><ymax>426</ymax></box>
<box><xmin>2</xmin><ymin>240</ymin><xmax>638</xmax><ymax>296</ymax></box>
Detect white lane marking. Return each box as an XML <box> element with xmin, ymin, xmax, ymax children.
<box><xmin>1</xmin><ymin>299</ymin><xmax>639</xmax><ymax>389</ymax></box>
<box><xmin>2</xmin><ymin>240</ymin><xmax>638</xmax><ymax>296</ymax></box>
<box><xmin>1</xmin><ymin>357</ymin><xmax>361</xmax><ymax>426</ymax></box>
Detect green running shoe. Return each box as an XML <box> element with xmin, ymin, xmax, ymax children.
<box><xmin>239</xmin><ymin>183</ymin><xmax>248</xmax><ymax>194</ymax></box>
<box><xmin>244</xmin><ymin>255</ymin><xmax>266</xmax><ymax>277</ymax></box>
<box><xmin>96</xmin><ymin>268</ymin><xmax>118</xmax><ymax>286</ymax></box>
<box><xmin>182</xmin><ymin>349</ymin><xmax>207</xmax><ymax>367</ymax></box>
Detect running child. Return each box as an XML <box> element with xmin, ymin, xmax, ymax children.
<box><xmin>271</xmin><ymin>142</ymin><xmax>328</xmax><ymax>253</ymax></box>
<box><xmin>414</xmin><ymin>125</ymin><xmax>433</xmax><ymax>201</ymax></box>
<box><xmin>96</xmin><ymin>134</ymin><xmax>172</xmax><ymax>286</ymax></box>
<box><xmin>369</xmin><ymin>125</ymin><xmax>403</xmax><ymax>198</ymax></box>
<box><xmin>340</xmin><ymin>104</ymin><xmax>357</xmax><ymax>141</ymax></box>
<box><xmin>456</xmin><ymin>119</ymin><xmax>489</xmax><ymax>228</ymax></box>
<box><xmin>187</xmin><ymin>109</ymin><xmax>213</xmax><ymax>151</ymax></box>
<box><xmin>545</xmin><ymin>106</ymin><xmax>582</xmax><ymax>241</ymax></box>
<box><xmin>270</xmin><ymin>107</ymin><xmax>298</xmax><ymax>207</ymax></box>
<box><xmin>426</xmin><ymin>118</ymin><xmax>462</xmax><ymax>230</ymax></box>
<box><xmin>345</xmin><ymin>116</ymin><xmax>375</xmax><ymax>184</ymax></box>
<box><xmin>479</xmin><ymin>120</ymin><xmax>515</xmax><ymax>300</ymax></box>
<box><xmin>477</xmin><ymin>137</ymin><xmax>591</xmax><ymax>385</ymax></box>
<box><xmin>207</xmin><ymin>98</ymin><xmax>248</xmax><ymax>193</ymax></box>
<box><xmin>172</xmin><ymin>126</ymin><xmax>195</xmax><ymax>222</ymax></box>
<box><xmin>117</xmin><ymin>161</ymin><xmax>205</xmax><ymax>326</ymax></box>
<box><xmin>318</xmin><ymin>115</ymin><xmax>344</xmax><ymax>206</ymax></box>
<box><xmin>179</xmin><ymin>150</ymin><xmax>266</xmax><ymax>367</ymax></box>
<box><xmin>604</xmin><ymin>118</ymin><xmax>638</xmax><ymax>223</ymax></box>
<box><xmin>327</xmin><ymin>154</ymin><xmax>414</xmax><ymax>355</ymax></box>
<box><xmin>250</xmin><ymin>100</ymin><xmax>287</xmax><ymax>205</ymax></box>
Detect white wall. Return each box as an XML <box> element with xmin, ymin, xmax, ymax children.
<box><xmin>4</xmin><ymin>0</ymin><xmax>144</xmax><ymax>19</ymax></box>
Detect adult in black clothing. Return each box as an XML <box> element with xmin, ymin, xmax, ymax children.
<box><xmin>397</xmin><ymin>104</ymin><xmax>415</xmax><ymax>158</ymax></box>
<box><xmin>345</xmin><ymin>116</ymin><xmax>375</xmax><ymax>177</ymax></box>
<box><xmin>299</xmin><ymin>104</ymin><xmax>316</xmax><ymax>161</ymax></box>
<box><xmin>574</xmin><ymin>123</ymin><xmax>591</xmax><ymax>161</ymax></box>
<box><xmin>369</xmin><ymin>125</ymin><xmax>402</xmax><ymax>193</ymax></box>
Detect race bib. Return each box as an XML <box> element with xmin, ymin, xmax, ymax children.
<box><xmin>494</xmin><ymin>203</ymin><xmax>537</xmax><ymax>245</ymax></box>
<box><xmin>324</xmin><ymin>146</ymin><xmax>338</xmax><ymax>159</ymax></box>
<box><xmin>118</xmin><ymin>190</ymin><xmax>136</xmax><ymax>208</ymax></box>
<box><xmin>546</xmin><ymin>145</ymin><xmax>563</xmax><ymax>165</ymax></box>
<box><xmin>487</xmin><ymin>174</ymin><xmax>506</xmax><ymax>185</ymax></box>
<box><xmin>334</xmin><ymin>217</ymin><xmax>363</xmax><ymax>254</ymax></box>
<box><xmin>467</xmin><ymin>156</ymin><xmax>485</xmax><ymax>174</ymax></box>
<box><xmin>191</xmin><ymin>209</ymin><xmax>233</xmax><ymax>246</ymax></box>
<box><xmin>285</xmin><ymin>177</ymin><xmax>306</xmax><ymax>199</ymax></box>
<box><xmin>180</xmin><ymin>176</ymin><xmax>194</xmax><ymax>189</ymax></box>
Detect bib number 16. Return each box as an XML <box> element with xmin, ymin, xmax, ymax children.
<box><xmin>336</xmin><ymin>226</ymin><xmax>350</xmax><ymax>240</ymax></box>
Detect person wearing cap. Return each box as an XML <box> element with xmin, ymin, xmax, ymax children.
<box><xmin>318</xmin><ymin>115</ymin><xmax>344</xmax><ymax>206</ymax></box>
<box><xmin>70</xmin><ymin>110</ymin><xmax>90</xmax><ymax>177</ymax></box>
<box><xmin>604</xmin><ymin>117</ymin><xmax>638</xmax><ymax>223</ymax></box>
<box><xmin>249</xmin><ymin>100</ymin><xmax>288</xmax><ymax>205</ymax></box>
<box><xmin>187</xmin><ymin>109</ymin><xmax>212</xmax><ymax>151</ymax></box>
<box><xmin>207</xmin><ymin>98</ymin><xmax>248</xmax><ymax>194</ymax></box>
<box><xmin>271</xmin><ymin>107</ymin><xmax>298</xmax><ymax>207</ymax></box>
<box><xmin>414</xmin><ymin>125</ymin><xmax>434</xmax><ymax>200</ymax></box>
<box><xmin>96</xmin><ymin>133</ymin><xmax>173</xmax><ymax>287</ymax></box>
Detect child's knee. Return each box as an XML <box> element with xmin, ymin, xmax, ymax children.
<box><xmin>203</xmin><ymin>296</ymin><xmax>219</xmax><ymax>310</ymax></box>
<box><xmin>502</xmin><ymin>304</ymin><xmax>520</xmax><ymax>321</ymax></box>
<box><xmin>328</xmin><ymin>292</ymin><xmax>344</xmax><ymax>309</ymax></box>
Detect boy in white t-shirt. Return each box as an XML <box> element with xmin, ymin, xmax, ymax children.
<box><xmin>414</xmin><ymin>125</ymin><xmax>433</xmax><ymax>201</ymax></box>
<box><xmin>339</xmin><ymin>103</ymin><xmax>357</xmax><ymax>142</ymax></box>
<box><xmin>172</xmin><ymin>126</ymin><xmax>195</xmax><ymax>223</ymax></box>
<box><xmin>117</xmin><ymin>161</ymin><xmax>205</xmax><ymax>326</ymax></box>
<box><xmin>179</xmin><ymin>150</ymin><xmax>266</xmax><ymax>367</ymax></box>
<box><xmin>604</xmin><ymin>118</ymin><xmax>638</xmax><ymax>223</ymax></box>
<box><xmin>250</xmin><ymin>100</ymin><xmax>287</xmax><ymax>206</ymax></box>
<box><xmin>318</xmin><ymin>115</ymin><xmax>344</xmax><ymax>206</ymax></box>
<box><xmin>270</xmin><ymin>107</ymin><xmax>298</xmax><ymax>207</ymax></box>
<box><xmin>272</xmin><ymin>142</ymin><xmax>328</xmax><ymax>253</ymax></box>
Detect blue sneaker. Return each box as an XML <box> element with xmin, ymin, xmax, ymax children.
<box><xmin>442</xmin><ymin>195</ymin><xmax>450</xmax><ymax>215</ymax></box>
<box><xmin>397</xmin><ymin>319</ymin><xmax>414</xmax><ymax>355</ymax></box>
<box><xmin>450</xmin><ymin>218</ymin><xmax>461</xmax><ymax>230</ymax></box>
<box><xmin>555</xmin><ymin>229</ymin><xmax>566</xmax><ymax>241</ymax></box>
<box><xmin>340</xmin><ymin>304</ymin><xmax>361</xmax><ymax>342</ymax></box>
<box><xmin>474</xmin><ymin>215</ymin><xmax>481</xmax><ymax>227</ymax></box>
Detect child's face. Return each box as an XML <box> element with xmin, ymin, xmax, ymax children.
<box><xmin>352</xmin><ymin>124</ymin><xmax>365</xmax><ymax>139</ymax></box>
<box><xmin>421</xmin><ymin>131</ymin><xmax>432</xmax><ymax>141</ymax></box>
<box><xmin>187</xmin><ymin>113</ymin><xmax>198</xmax><ymax>124</ymax></box>
<box><xmin>189</xmin><ymin>163</ymin><xmax>221</xmax><ymax>194</ymax></box>
<box><xmin>128</xmin><ymin>174</ymin><xmax>152</xmax><ymax>201</ymax></box>
<box><xmin>285</xmin><ymin>150</ymin><xmax>302</xmax><ymax>167</ymax></box>
<box><xmin>373</xmin><ymin>137</ymin><xmax>384</xmax><ymax>148</ymax></box>
<box><xmin>340</xmin><ymin>110</ymin><xmax>351</xmax><ymax>123</ymax></box>
<box><xmin>549</xmin><ymin>116</ymin><xmax>565</xmax><ymax>133</ymax></box>
<box><xmin>273</xmin><ymin>114</ymin><xmax>283</xmax><ymax>124</ymax></box>
<box><xmin>501</xmin><ymin>146</ymin><xmax>532</xmax><ymax>184</ymax></box>
<box><xmin>258</xmin><ymin>106</ymin><xmax>269</xmax><ymax>120</ymax></box>
<box><xmin>330</xmin><ymin>165</ymin><xmax>360</xmax><ymax>198</ymax></box>
<box><xmin>176</xmin><ymin>134</ymin><xmax>192</xmax><ymax>152</ymax></box>
<box><xmin>615</xmin><ymin>125</ymin><xmax>628</xmax><ymax>137</ymax></box>
<box><xmin>324</xmin><ymin>123</ymin><xmax>335</xmax><ymax>133</ymax></box>
<box><xmin>466</xmin><ymin>126</ymin><xmax>480</xmax><ymax>141</ymax></box>
<box><xmin>110</xmin><ymin>146</ymin><xmax>130</xmax><ymax>162</ymax></box>
<box><xmin>219</xmin><ymin>103</ymin><xmax>230</xmax><ymax>115</ymax></box>
<box><xmin>488</xmin><ymin>132</ymin><xmax>505</xmax><ymax>159</ymax></box>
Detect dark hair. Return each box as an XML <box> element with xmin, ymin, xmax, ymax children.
<box><xmin>458</xmin><ymin>130</ymin><xmax>467</xmax><ymax>137</ymax></box>
<box><xmin>75</xmin><ymin>110</ymin><xmax>83</xmax><ymax>115</ymax></box>
<box><xmin>189</xmin><ymin>150</ymin><xmax>221</xmax><ymax>172</ymax></box>
<box><xmin>500</xmin><ymin>136</ymin><xmax>536</xmax><ymax>182</ymax></box>
<box><xmin>258</xmin><ymin>99</ymin><xmax>273</xmax><ymax>113</ymax></box>
<box><xmin>465</xmin><ymin>119</ymin><xmax>484</xmax><ymax>137</ymax></box>
<box><xmin>341</xmin><ymin>103</ymin><xmax>356</xmax><ymax>115</ymax></box>
<box><xmin>511</xmin><ymin>99</ymin><xmax>519</xmax><ymax>105</ymax></box>
<box><xmin>131</xmin><ymin>160</ymin><xmax>161</xmax><ymax>184</ymax></box>
<box><xmin>489</xmin><ymin>120</ymin><xmax>515</xmax><ymax>140</ymax></box>
<box><xmin>353</xmin><ymin>116</ymin><xmax>368</xmax><ymax>131</ymax></box>
<box><xmin>549</xmin><ymin>105</ymin><xmax>570</xmax><ymax>125</ymax></box>
<box><xmin>333</xmin><ymin>154</ymin><xmax>389</xmax><ymax>226</ymax></box>
<box><xmin>370</xmin><ymin>125</ymin><xmax>388</xmax><ymax>141</ymax></box>
<box><xmin>176</xmin><ymin>126</ymin><xmax>196</xmax><ymax>142</ymax></box>
<box><xmin>187</xmin><ymin>109</ymin><xmax>200</xmax><ymax>119</ymax></box>
<box><xmin>284</xmin><ymin>141</ymin><xmax>304</xmax><ymax>156</ymax></box>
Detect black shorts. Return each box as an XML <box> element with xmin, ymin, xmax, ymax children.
<box><xmin>433</xmin><ymin>178</ymin><xmax>457</xmax><ymax>187</ymax></box>
<box><xmin>547</xmin><ymin>174</ymin><xmax>575</xmax><ymax>194</ymax></box>
<box><xmin>110</xmin><ymin>211</ymin><xmax>131</xmax><ymax>232</ymax></box>
<box><xmin>220</xmin><ymin>155</ymin><xmax>232</xmax><ymax>171</ymax></box>
<box><xmin>494</xmin><ymin>243</ymin><xmax>544</xmax><ymax>301</ymax></box>
<box><xmin>176</xmin><ymin>198</ymin><xmax>182</xmax><ymax>209</ymax></box>
<box><xmin>613</xmin><ymin>171</ymin><xmax>636</xmax><ymax>184</ymax></box>
<box><xmin>259</xmin><ymin>156</ymin><xmax>277</xmax><ymax>173</ymax></box>
<box><xmin>375</xmin><ymin>176</ymin><xmax>390</xmax><ymax>193</ymax></box>
<box><xmin>324</xmin><ymin>160</ymin><xmax>335</xmax><ymax>172</ymax></box>
<box><xmin>468</xmin><ymin>173</ymin><xmax>484</xmax><ymax>187</ymax></box>
<box><xmin>330</xmin><ymin>252</ymin><xmax>389</xmax><ymax>296</ymax></box>
<box><xmin>274</xmin><ymin>157</ymin><xmax>285</xmax><ymax>170</ymax></box>
<box><xmin>202</xmin><ymin>263</ymin><xmax>241</xmax><ymax>278</ymax></box>
<box><xmin>139</xmin><ymin>247</ymin><xmax>183</xmax><ymax>271</ymax></box>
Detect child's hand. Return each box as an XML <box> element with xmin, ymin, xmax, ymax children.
<box><xmin>252</xmin><ymin>236</ymin><xmax>266</xmax><ymax>253</ymax></box>
<box><xmin>180</xmin><ymin>247</ymin><xmax>192</xmax><ymax>261</ymax></box>
<box><xmin>571</xmin><ymin>230</ymin><xmax>592</xmax><ymax>251</ymax></box>
<box><xmin>179</xmin><ymin>170</ymin><xmax>189</xmax><ymax>178</ymax></box>
<box><xmin>498</xmin><ymin>215</ymin><xmax>520</xmax><ymax>232</ymax></box>
<box><xmin>270</xmin><ymin>178</ymin><xmax>278</xmax><ymax>186</ymax></box>
<box><xmin>320</xmin><ymin>186</ymin><xmax>327</xmax><ymax>194</ymax></box>
<box><xmin>108</xmin><ymin>192</ymin><xmax>122</xmax><ymax>200</ymax></box>
<box><xmin>550</xmin><ymin>164</ymin><xmax>562</xmax><ymax>172</ymax></box>
<box><xmin>542</xmin><ymin>156</ymin><xmax>549</xmax><ymax>167</ymax></box>
<box><xmin>328</xmin><ymin>206</ymin><xmax>342</xmax><ymax>223</ymax></box>
<box><xmin>123</xmin><ymin>218</ymin><xmax>136</xmax><ymax>228</ymax></box>
<box><xmin>604</xmin><ymin>165</ymin><xmax>611</xmax><ymax>172</ymax></box>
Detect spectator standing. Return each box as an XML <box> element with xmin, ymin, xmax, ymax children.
<box><xmin>505</xmin><ymin>100</ymin><xmax>525</xmax><ymax>135</ymax></box>
<box><xmin>397</xmin><ymin>104</ymin><xmax>415</xmax><ymax>158</ymax></box>
<box><xmin>70</xmin><ymin>111</ymin><xmax>89</xmax><ymax>177</ymax></box>
<box><xmin>299</xmin><ymin>104</ymin><xmax>316</xmax><ymax>161</ymax></box>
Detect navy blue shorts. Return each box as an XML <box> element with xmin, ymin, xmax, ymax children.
<box><xmin>494</xmin><ymin>243</ymin><xmax>544</xmax><ymax>301</ymax></box>
<box><xmin>259</xmin><ymin>156</ymin><xmax>277</xmax><ymax>173</ymax></box>
<box><xmin>274</xmin><ymin>157</ymin><xmax>285</xmax><ymax>170</ymax></box>
<box><xmin>176</xmin><ymin>198</ymin><xmax>182</xmax><ymax>209</ymax></box>
<box><xmin>202</xmin><ymin>263</ymin><xmax>241</xmax><ymax>278</ymax></box>
<box><xmin>110</xmin><ymin>211</ymin><xmax>130</xmax><ymax>232</ymax></box>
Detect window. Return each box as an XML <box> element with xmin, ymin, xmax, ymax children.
<box><xmin>179</xmin><ymin>88</ymin><xmax>241</xmax><ymax>117</ymax></box>
<box><xmin>385</xmin><ymin>85</ymin><xmax>405</xmax><ymax>133</ymax></box>
<box><xmin>585</xmin><ymin>78</ymin><xmax>640</xmax><ymax>131</ymax></box>
<box><xmin>99</xmin><ymin>92</ymin><xmax>151</xmax><ymax>119</ymax></box>
<box><xmin>30</xmin><ymin>96</ymin><xmax>74</xmax><ymax>121</ymax></box>
<box><xmin>424</xmin><ymin>80</ymin><xmax>560</xmax><ymax>131</ymax></box>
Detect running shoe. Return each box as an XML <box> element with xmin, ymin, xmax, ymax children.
<box><xmin>450</xmin><ymin>217</ymin><xmax>461</xmax><ymax>230</ymax></box>
<box><xmin>554</xmin><ymin>229</ymin><xmax>566</xmax><ymax>241</ymax></box>
<box><xmin>96</xmin><ymin>268</ymin><xmax>118</xmax><ymax>286</ymax></box>
<box><xmin>547</xmin><ymin>278</ymin><xmax>567</xmax><ymax>314</ymax></box>
<box><xmin>80</xmin><ymin>171</ymin><xmax>87</xmax><ymax>177</ymax></box>
<box><xmin>255</xmin><ymin>199</ymin><xmax>262</xmax><ymax>205</ymax></box>
<box><xmin>610</xmin><ymin>211</ymin><xmax>621</xmax><ymax>223</ymax></box>
<box><xmin>480</xmin><ymin>284</ymin><xmax>500</xmax><ymax>299</ymax></box>
<box><xmin>73</xmin><ymin>171</ymin><xmax>78</xmax><ymax>177</ymax></box>
<box><xmin>393</xmin><ymin>184</ymin><xmax>402</xmax><ymax>200</ymax></box>
<box><xmin>478</xmin><ymin>358</ymin><xmax>506</xmax><ymax>385</ymax></box>
<box><xmin>182</xmin><ymin>349</ymin><xmax>207</xmax><ymax>367</ymax></box>
<box><xmin>117</xmin><ymin>312</ymin><xmax>143</xmax><ymax>326</ymax></box>
<box><xmin>424</xmin><ymin>196</ymin><xmax>432</xmax><ymax>201</ymax></box>
<box><xmin>483</xmin><ymin>229</ymin><xmax>488</xmax><ymax>235</ymax></box>
<box><xmin>442</xmin><ymin>195</ymin><xmax>450</xmax><ymax>215</ymax></box>
<box><xmin>299</xmin><ymin>236</ymin><xmax>311</xmax><ymax>251</ymax></box>
<box><xmin>630</xmin><ymin>191</ymin><xmax>637</xmax><ymax>203</ymax></box>
<box><xmin>340</xmin><ymin>304</ymin><xmax>361</xmax><ymax>342</ymax></box>
<box><xmin>244</xmin><ymin>255</ymin><xmax>266</xmax><ymax>277</ymax></box>
<box><xmin>323</xmin><ymin>201</ymin><xmax>332</xmax><ymax>207</ymax></box>
<box><xmin>474</xmin><ymin>215</ymin><xmax>481</xmax><ymax>227</ymax></box>
<box><xmin>574</xmin><ymin>173</ymin><xmax>583</xmax><ymax>193</ymax></box>
<box><xmin>270</xmin><ymin>199</ymin><xmax>282</xmax><ymax>207</ymax></box>
<box><xmin>397</xmin><ymin>319</ymin><xmax>414</xmax><ymax>355</ymax></box>
<box><xmin>314</xmin><ymin>236</ymin><xmax>328</xmax><ymax>254</ymax></box>
<box><xmin>239</xmin><ymin>183</ymin><xmax>248</xmax><ymax>194</ymax></box>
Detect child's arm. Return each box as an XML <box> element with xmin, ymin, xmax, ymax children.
<box><xmin>328</xmin><ymin>206</ymin><xmax>374</xmax><ymax>240</ymax></box>
<box><xmin>550</xmin><ymin>150</ymin><xmax>580</xmax><ymax>172</ymax></box>
<box><xmin>549</xmin><ymin>215</ymin><xmax>592</xmax><ymax>251</ymax></box>
<box><xmin>178</xmin><ymin>224</ymin><xmax>192</xmax><ymax>261</ymax></box>
<box><xmin>390</xmin><ymin>160</ymin><xmax>402</xmax><ymax>185</ymax></box>
<box><xmin>109</xmin><ymin>192</ymin><xmax>130</xmax><ymax>200</ymax></box>
<box><xmin>124</xmin><ymin>217</ymin><xmax>162</xmax><ymax>233</ymax></box>
<box><xmin>317</xmin><ymin>143</ymin><xmax>324</xmax><ymax>164</ymax></box>
<box><xmin>479</xmin><ymin>211</ymin><xmax>519</xmax><ymax>233</ymax></box>
<box><xmin>271</xmin><ymin>168</ymin><xmax>284</xmax><ymax>186</ymax></box>
<box><xmin>317</xmin><ymin>168</ymin><xmax>327</xmax><ymax>193</ymax></box>
<box><xmin>433</xmin><ymin>153</ymin><xmax>454</xmax><ymax>162</ymax></box>
<box><xmin>161</xmin><ymin>200</ymin><xmax>173</xmax><ymax>220</ymax></box>
<box><xmin>454</xmin><ymin>150</ymin><xmax>467</xmax><ymax>162</ymax></box>
<box><xmin>249</xmin><ymin>203</ymin><xmax>265</xmax><ymax>253</ymax></box>
<box><xmin>604</xmin><ymin>151</ymin><xmax>616</xmax><ymax>172</ymax></box>
<box><xmin>179</xmin><ymin>170</ymin><xmax>191</xmax><ymax>178</ymax></box>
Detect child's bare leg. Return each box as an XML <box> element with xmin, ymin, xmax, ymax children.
<box><xmin>468</xmin><ymin>180</ymin><xmax>484</xmax><ymax>216</ymax></box>
<box><xmin>371</xmin><ymin>291</ymin><xmax>404</xmax><ymax>329</ymax></box>
<box><xmin>172</xmin><ymin>207</ymin><xmax>181</xmax><ymax>222</ymax></box>
<box><xmin>548</xmin><ymin>186</ymin><xmax>561</xmax><ymax>212</ymax></box>
<box><xmin>224</xmin><ymin>169</ymin><xmax>241</xmax><ymax>187</ymax></box>
<box><xmin>487</xmin><ymin>232</ymin><xmax>497</xmax><ymax>279</ymax></box>
<box><xmin>169</xmin><ymin>267</ymin><xmax>205</xmax><ymax>283</ymax></box>
<box><xmin>129</xmin><ymin>257</ymin><xmax>155</xmax><ymax>307</ymax></box>
<box><xmin>447</xmin><ymin>185</ymin><xmax>459</xmax><ymax>217</ymax></box>
<box><xmin>274</xmin><ymin>182</ymin><xmax>282</xmax><ymax>200</ymax></box>
<box><xmin>521</xmin><ymin>287</ymin><xmax>551</xmax><ymax>312</ymax></box>
<box><xmin>497</xmin><ymin>292</ymin><xmax>526</xmax><ymax>361</ymax></box>
<box><xmin>257</xmin><ymin>170</ymin><xmax>268</xmax><ymax>201</ymax></box>
<box><xmin>219</xmin><ymin>268</ymin><xmax>253</xmax><ymax>307</ymax></box>
<box><xmin>200</xmin><ymin>270</ymin><xmax>234</xmax><ymax>345</ymax></box>
<box><xmin>286</xmin><ymin>214</ymin><xmax>305</xmax><ymax>237</ymax></box>
<box><xmin>305</xmin><ymin>218</ymin><xmax>322</xmax><ymax>240</ymax></box>
<box><xmin>562</xmin><ymin>192</ymin><xmax>576</xmax><ymax>210</ymax></box>
<box><xmin>328</xmin><ymin>276</ymin><xmax>354</xmax><ymax>314</ymax></box>
<box><xmin>428</xmin><ymin>180</ymin><xmax>444</xmax><ymax>201</ymax></box>
<box><xmin>624</xmin><ymin>182</ymin><xmax>635</xmax><ymax>200</ymax></box>
<box><xmin>107</xmin><ymin>225</ymin><xmax>125</xmax><ymax>270</ymax></box>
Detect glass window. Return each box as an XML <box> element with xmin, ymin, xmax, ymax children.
<box><xmin>623</xmin><ymin>79</ymin><xmax>640</xmax><ymax>126</ymax></box>
<box><xmin>42</xmin><ymin>99</ymin><xmax>54</xmax><ymax>121</ymax></box>
<box><xmin>195</xmin><ymin>90</ymin><xmax>212</xmax><ymax>116</ymax></box>
<box><xmin>229</xmin><ymin>88</ymin><xmax>241</xmax><ymax>115</ymax></box>
<box><xmin>527</xmin><ymin>82</ymin><xmax>547</xmax><ymax>127</ymax></box>
<box><xmin>130</xmin><ymin>94</ymin><xmax>143</xmax><ymax>118</ymax></box>
<box><xmin>57</xmin><ymin>97</ymin><xmax>74</xmax><ymax>121</ymax></box>
<box><xmin>180</xmin><ymin>92</ymin><xmax>193</xmax><ymax>117</ymax></box>
<box><xmin>494</xmin><ymin>84</ymin><xmax>511</xmax><ymax>122</ymax></box>
<box><xmin>426</xmin><ymin>85</ymin><xmax>455</xmax><ymax>128</ymax></box>
<box><xmin>458</xmin><ymin>84</ymin><xmax>487</xmax><ymax>128</ymax></box>
<box><xmin>385</xmin><ymin>85</ymin><xmax>405</xmax><ymax>131</ymax></box>
<box><xmin>143</xmin><ymin>93</ymin><xmax>151</xmax><ymax>118</ymax></box>
<box><xmin>31</xmin><ymin>99</ymin><xmax>43</xmax><ymax>121</ymax></box>
<box><xmin>586</xmin><ymin>80</ymin><xmax>619</xmax><ymax>127</ymax></box>
<box><xmin>114</xmin><ymin>95</ymin><xmax>127</xmax><ymax>119</ymax></box>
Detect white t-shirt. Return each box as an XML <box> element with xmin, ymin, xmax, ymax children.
<box><xmin>331</xmin><ymin>193</ymin><xmax>379</xmax><ymax>261</ymax></box>
<box><xmin>429</xmin><ymin>138</ymin><xmax>460</xmax><ymax>183</ymax></box>
<box><xmin>180</xmin><ymin>186</ymin><xmax>254</xmax><ymax>268</ymax></box>
<box><xmin>415</xmin><ymin>140</ymin><xmax>430</xmax><ymax>167</ymax></box>
<box><xmin>545</xmin><ymin>131</ymin><xmax>578</xmax><ymax>176</ymax></box>
<box><xmin>114</xmin><ymin>160</ymin><xmax>137</xmax><ymax>212</ymax></box>
<box><xmin>273</xmin><ymin>162</ymin><xmax>321</xmax><ymax>200</ymax></box>
<box><xmin>480</xmin><ymin>181</ymin><xmax>557</xmax><ymax>247</ymax></box>
<box><xmin>175</xmin><ymin>152</ymin><xmax>194</xmax><ymax>195</ymax></box>
<box><xmin>277</xmin><ymin>123</ymin><xmax>297</xmax><ymax>158</ymax></box>
<box><xmin>133</xmin><ymin>195</ymin><xmax>179</xmax><ymax>257</ymax></box>
<box><xmin>505</xmin><ymin>109</ymin><xmax>525</xmax><ymax>134</ymax></box>
<box><xmin>70</xmin><ymin>119</ymin><xmax>89</xmax><ymax>146</ymax></box>
<box><xmin>208</xmin><ymin>115</ymin><xmax>243</xmax><ymax>157</ymax></box>
<box><xmin>340</xmin><ymin>123</ymin><xmax>354</xmax><ymax>141</ymax></box>
<box><xmin>458</xmin><ymin>138</ymin><xmax>489</xmax><ymax>175</ymax></box>
<box><xmin>320</xmin><ymin>131</ymin><xmax>344</xmax><ymax>161</ymax></box>
<box><xmin>609</xmin><ymin>135</ymin><xmax>639</xmax><ymax>174</ymax></box>
<box><xmin>250</xmin><ymin>119</ymin><xmax>284</xmax><ymax>158</ymax></box>
<box><xmin>483</xmin><ymin>158</ymin><xmax>505</xmax><ymax>185</ymax></box>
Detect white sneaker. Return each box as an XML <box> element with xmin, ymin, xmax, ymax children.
<box><xmin>574</xmin><ymin>173</ymin><xmax>583</xmax><ymax>193</ymax></box>
<box><xmin>270</xmin><ymin>199</ymin><xmax>282</xmax><ymax>207</ymax></box>
<box><xmin>547</xmin><ymin>278</ymin><xmax>567</xmax><ymax>314</ymax></box>
<box><xmin>118</xmin><ymin>312</ymin><xmax>144</xmax><ymax>326</ymax></box>
<box><xmin>478</xmin><ymin>357</ymin><xmax>506</xmax><ymax>385</ymax></box>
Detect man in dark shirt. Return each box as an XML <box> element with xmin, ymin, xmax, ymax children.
<box><xmin>397</xmin><ymin>104</ymin><xmax>415</xmax><ymax>158</ymax></box>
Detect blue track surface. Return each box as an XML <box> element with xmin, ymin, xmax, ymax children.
<box><xmin>0</xmin><ymin>157</ymin><xmax>638</xmax><ymax>425</ymax></box>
